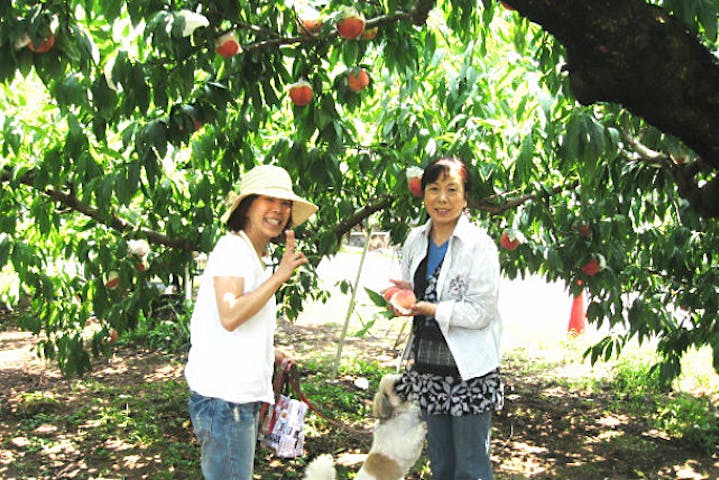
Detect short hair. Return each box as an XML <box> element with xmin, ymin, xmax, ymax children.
<box><xmin>225</xmin><ymin>194</ymin><xmax>294</xmax><ymax>239</ymax></box>
<box><xmin>226</xmin><ymin>194</ymin><xmax>258</xmax><ymax>232</ymax></box>
<box><xmin>421</xmin><ymin>156</ymin><xmax>471</xmax><ymax>199</ymax></box>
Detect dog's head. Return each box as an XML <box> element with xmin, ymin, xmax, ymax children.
<box><xmin>372</xmin><ymin>373</ymin><xmax>410</xmax><ymax>422</ymax></box>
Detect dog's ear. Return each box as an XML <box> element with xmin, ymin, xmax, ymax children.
<box><xmin>373</xmin><ymin>374</ymin><xmax>402</xmax><ymax>421</ymax></box>
<box><xmin>372</xmin><ymin>388</ymin><xmax>395</xmax><ymax>421</ymax></box>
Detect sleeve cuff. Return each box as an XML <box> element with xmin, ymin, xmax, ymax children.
<box><xmin>435</xmin><ymin>300</ymin><xmax>453</xmax><ymax>331</ymax></box>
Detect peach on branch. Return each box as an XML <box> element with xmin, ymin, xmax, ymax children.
<box><xmin>288</xmin><ymin>80</ymin><xmax>314</xmax><ymax>106</ymax></box>
<box><xmin>499</xmin><ymin>229</ymin><xmax>520</xmax><ymax>250</ymax></box>
<box><xmin>361</xmin><ymin>26</ymin><xmax>378</xmax><ymax>40</ymax></box>
<box><xmin>215</xmin><ymin>31</ymin><xmax>240</xmax><ymax>58</ymax></box>
<box><xmin>577</xmin><ymin>223</ymin><xmax>592</xmax><ymax>238</ymax></box>
<box><xmin>406</xmin><ymin>166</ymin><xmax>424</xmax><ymax>197</ymax></box>
<box><xmin>105</xmin><ymin>271</ymin><xmax>120</xmax><ymax>290</ymax></box>
<box><xmin>127</xmin><ymin>239</ymin><xmax>150</xmax><ymax>258</ymax></box>
<box><xmin>28</xmin><ymin>33</ymin><xmax>55</xmax><ymax>53</ymax></box>
<box><xmin>581</xmin><ymin>254</ymin><xmax>606</xmax><ymax>276</ymax></box>
<box><xmin>336</xmin><ymin>6</ymin><xmax>365</xmax><ymax>40</ymax></box>
<box><xmin>347</xmin><ymin>67</ymin><xmax>370</xmax><ymax>92</ymax></box>
<box><xmin>299</xmin><ymin>7</ymin><xmax>323</xmax><ymax>35</ymax></box>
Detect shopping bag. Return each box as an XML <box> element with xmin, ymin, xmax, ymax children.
<box><xmin>260</xmin><ymin>394</ymin><xmax>307</xmax><ymax>458</ymax></box>
<box><xmin>258</xmin><ymin>358</ymin><xmax>307</xmax><ymax>458</ymax></box>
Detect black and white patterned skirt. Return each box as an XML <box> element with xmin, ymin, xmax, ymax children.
<box><xmin>395</xmin><ymin>368</ymin><xmax>504</xmax><ymax>416</ymax></box>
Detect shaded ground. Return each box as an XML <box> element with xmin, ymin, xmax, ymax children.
<box><xmin>1</xmin><ymin>319</ymin><xmax>717</xmax><ymax>479</ymax></box>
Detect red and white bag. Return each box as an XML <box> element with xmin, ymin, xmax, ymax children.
<box><xmin>259</xmin><ymin>358</ymin><xmax>307</xmax><ymax>458</ymax></box>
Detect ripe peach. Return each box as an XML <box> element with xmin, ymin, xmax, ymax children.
<box><xmin>406</xmin><ymin>167</ymin><xmax>424</xmax><ymax>197</ymax></box>
<box><xmin>215</xmin><ymin>31</ymin><xmax>240</xmax><ymax>58</ymax></box>
<box><xmin>347</xmin><ymin>68</ymin><xmax>370</xmax><ymax>92</ymax></box>
<box><xmin>28</xmin><ymin>33</ymin><xmax>55</xmax><ymax>53</ymax></box>
<box><xmin>336</xmin><ymin>6</ymin><xmax>365</xmax><ymax>39</ymax></box>
<box><xmin>289</xmin><ymin>80</ymin><xmax>314</xmax><ymax>106</ymax></box>
<box><xmin>578</xmin><ymin>224</ymin><xmax>592</xmax><ymax>238</ymax></box>
<box><xmin>361</xmin><ymin>26</ymin><xmax>378</xmax><ymax>40</ymax></box>
<box><xmin>382</xmin><ymin>286</ymin><xmax>400</xmax><ymax>302</ymax></box>
<box><xmin>105</xmin><ymin>271</ymin><xmax>120</xmax><ymax>290</ymax></box>
<box><xmin>499</xmin><ymin>230</ymin><xmax>520</xmax><ymax>250</ymax></box>
<box><xmin>581</xmin><ymin>258</ymin><xmax>601</xmax><ymax>276</ymax></box>
<box><xmin>300</xmin><ymin>17</ymin><xmax>323</xmax><ymax>34</ymax></box>
<box><xmin>408</xmin><ymin>177</ymin><xmax>422</xmax><ymax>197</ymax></box>
<box><xmin>390</xmin><ymin>289</ymin><xmax>416</xmax><ymax>315</ymax></box>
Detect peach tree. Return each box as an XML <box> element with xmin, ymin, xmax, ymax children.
<box><xmin>1</xmin><ymin>0</ymin><xmax>718</xmax><ymax>379</ymax></box>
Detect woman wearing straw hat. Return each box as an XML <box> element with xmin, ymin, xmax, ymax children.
<box><xmin>185</xmin><ymin>164</ymin><xmax>317</xmax><ymax>480</ymax></box>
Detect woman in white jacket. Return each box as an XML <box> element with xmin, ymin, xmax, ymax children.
<box><xmin>390</xmin><ymin>156</ymin><xmax>503</xmax><ymax>480</ymax></box>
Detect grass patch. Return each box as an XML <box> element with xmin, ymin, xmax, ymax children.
<box><xmin>3</xmin><ymin>321</ymin><xmax>718</xmax><ymax>479</ymax></box>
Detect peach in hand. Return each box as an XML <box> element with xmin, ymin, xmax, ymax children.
<box><xmin>390</xmin><ymin>289</ymin><xmax>416</xmax><ymax>315</ymax></box>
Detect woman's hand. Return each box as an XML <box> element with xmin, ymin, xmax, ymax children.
<box><xmin>387</xmin><ymin>278</ymin><xmax>412</xmax><ymax>290</ymax></box>
<box><xmin>411</xmin><ymin>301</ymin><xmax>437</xmax><ymax>317</ymax></box>
<box><xmin>274</xmin><ymin>349</ymin><xmax>294</xmax><ymax>367</ymax></box>
<box><xmin>275</xmin><ymin>230</ymin><xmax>308</xmax><ymax>283</ymax></box>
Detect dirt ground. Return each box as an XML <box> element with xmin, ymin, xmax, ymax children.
<box><xmin>1</xmin><ymin>319</ymin><xmax>717</xmax><ymax>480</ymax></box>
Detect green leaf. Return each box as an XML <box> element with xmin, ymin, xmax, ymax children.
<box><xmin>364</xmin><ymin>287</ymin><xmax>388</xmax><ymax>308</ymax></box>
<box><xmin>52</xmin><ymin>74</ymin><xmax>89</xmax><ymax>110</ymax></box>
<box><xmin>0</xmin><ymin>233</ymin><xmax>10</xmax><ymax>269</ymax></box>
<box><xmin>91</xmin><ymin>76</ymin><xmax>117</xmax><ymax>117</ymax></box>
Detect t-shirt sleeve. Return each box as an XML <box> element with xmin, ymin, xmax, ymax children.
<box><xmin>204</xmin><ymin>235</ymin><xmax>253</xmax><ymax>279</ymax></box>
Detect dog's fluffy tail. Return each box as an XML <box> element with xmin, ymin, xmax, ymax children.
<box><xmin>303</xmin><ymin>453</ymin><xmax>336</xmax><ymax>480</ymax></box>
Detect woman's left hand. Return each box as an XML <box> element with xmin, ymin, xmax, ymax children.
<box><xmin>276</xmin><ymin>230</ymin><xmax>308</xmax><ymax>283</ymax></box>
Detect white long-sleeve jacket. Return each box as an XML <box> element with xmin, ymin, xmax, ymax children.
<box><xmin>400</xmin><ymin>215</ymin><xmax>502</xmax><ymax>381</ymax></box>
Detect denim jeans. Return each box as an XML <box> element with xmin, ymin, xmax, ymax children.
<box><xmin>423</xmin><ymin>409</ymin><xmax>494</xmax><ymax>480</ymax></box>
<box><xmin>188</xmin><ymin>391</ymin><xmax>261</xmax><ymax>480</ymax></box>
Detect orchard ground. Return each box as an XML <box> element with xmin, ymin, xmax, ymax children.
<box><xmin>0</xmin><ymin>246</ymin><xmax>718</xmax><ymax>479</ymax></box>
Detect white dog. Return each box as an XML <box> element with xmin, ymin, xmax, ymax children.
<box><xmin>304</xmin><ymin>373</ymin><xmax>426</xmax><ymax>480</ymax></box>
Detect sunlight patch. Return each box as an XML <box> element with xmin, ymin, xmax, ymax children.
<box><xmin>105</xmin><ymin>438</ymin><xmax>135</xmax><ymax>451</ymax></box>
<box><xmin>121</xmin><ymin>454</ymin><xmax>147</xmax><ymax>469</ymax></box>
<box><xmin>595</xmin><ymin>413</ymin><xmax>628</xmax><ymax>428</ymax></box>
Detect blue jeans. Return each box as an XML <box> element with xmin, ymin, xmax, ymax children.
<box><xmin>188</xmin><ymin>391</ymin><xmax>261</xmax><ymax>480</ymax></box>
<box><xmin>423</xmin><ymin>409</ymin><xmax>494</xmax><ymax>480</ymax></box>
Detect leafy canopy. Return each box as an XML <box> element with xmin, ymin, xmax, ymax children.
<box><xmin>1</xmin><ymin>0</ymin><xmax>718</xmax><ymax>380</ymax></box>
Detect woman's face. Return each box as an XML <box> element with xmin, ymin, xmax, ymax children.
<box><xmin>245</xmin><ymin>195</ymin><xmax>292</xmax><ymax>242</ymax></box>
<box><xmin>424</xmin><ymin>167</ymin><xmax>467</xmax><ymax>229</ymax></box>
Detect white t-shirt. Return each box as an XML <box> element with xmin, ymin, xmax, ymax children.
<box><xmin>184</xmin><ymin>231</ymin><xmax>276</xmax><ymax>404</ymax></box>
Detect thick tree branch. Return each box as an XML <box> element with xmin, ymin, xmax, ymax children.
<box><xmin>1</xmin><ymin>167</ymin><xmax>196</xmax><ymax>251</ymax></box>
<box><xmin>505</xmin><ymin>0</ymin><xmax>719</xmax><ymax>171</ymax></box>
<box><xmin>241</xmin><ymin>11</ymin><xmax>416</xmax><ymax>53</ymax></box>
<box><xmin>470</xmin><ymin>180</ymin><xmax>579</xmax><ymax>214</ymax></box>
<box><xmin>622</xmin><ymin>133</ymin><xmax>719</xmax><ymax>217</ymax></box>
<box><xmin>332</xmin><ymin>194</ymin><xmax>393</xmax><ymax>239</ymax></box>
<box><xmin>330</xmin><ymin>179</ymin><xmax>578</xmax><ymax>243</ymax></box>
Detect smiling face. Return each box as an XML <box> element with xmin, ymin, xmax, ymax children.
<box><xmin>244</xmin><ymin>195</ymin><xmax>293</xmax><ymax>245</ymax></box>
<box><xmin>424</xmin><ymin>165</ymin><xmax>467</xmax><ymax>230</ymax></box>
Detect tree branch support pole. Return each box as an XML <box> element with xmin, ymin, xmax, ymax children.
<box><xmin>332</xmin><ymin>226</ymin><xmax>372</xmax><ymax>379</ymax></box>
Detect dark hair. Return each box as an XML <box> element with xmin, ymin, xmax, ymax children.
<box><xmin>226</xmin><ymin>194</ymin><xmax>258</xmax><ymax>232</ymax></box>
<box><xmin>421</xmin><ymin>156</ymin><xmax>471</xmax><ymax>199</ymax></box>
<box><xmin>226</xmin><ymin>194</ymin><xmax>294</xmax><ymax>240</ymax></box>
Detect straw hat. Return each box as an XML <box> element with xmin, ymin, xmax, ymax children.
<box><xmin>221</xmin><ymin>165</ymin><xmax>318</xmax><ymax>227</ymax></box>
